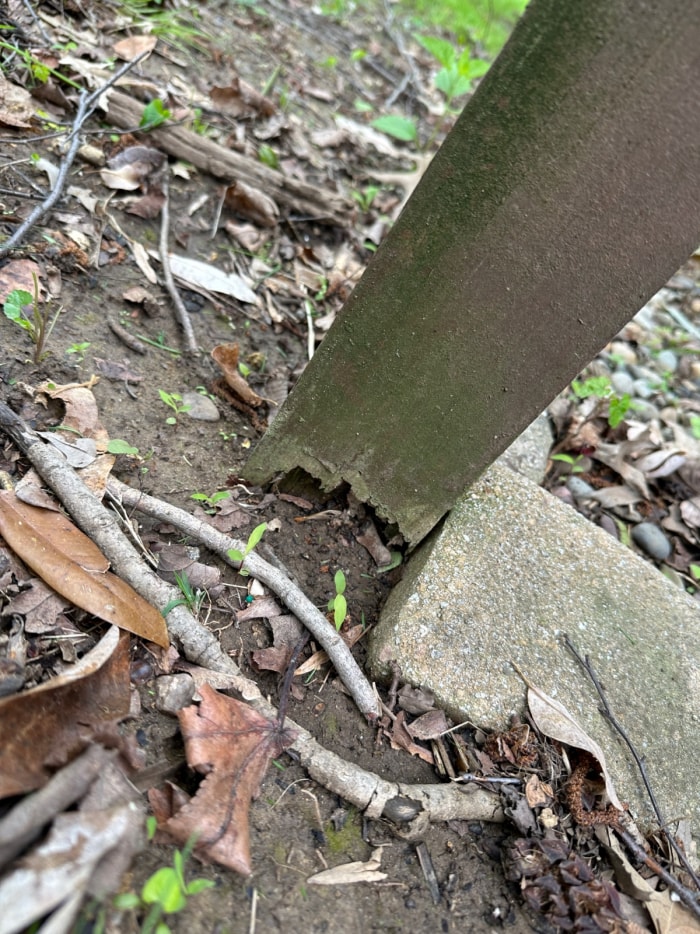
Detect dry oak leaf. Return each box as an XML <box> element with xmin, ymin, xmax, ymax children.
<box><xmin>156</xmin><ymin>684</ymin><xmax>296</xmax><ymax>875</ymax></box>
<box><xmin>211</xmin><ymin>343</ymin><xmax>265</xmax><ymax>408</ymax></box>
<box><xmin>0</xmin><ymin>491</ymin><xmax>168</xmax><ymax>648</ymax></box>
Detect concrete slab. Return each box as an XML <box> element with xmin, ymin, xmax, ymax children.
<box><xmin>368</xmin><ymin>463</ymin><xmax>700</xmax><ymax>835</ymax></box>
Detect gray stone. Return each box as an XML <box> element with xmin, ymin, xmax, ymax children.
<box><xmin>368</xmin><ymin>463</ymin><xmax>700</xmax><ymax>835</ymax></box>
<box><xmin>610</xmin><ymin>371</ymin><xmax>635</xmax><ymax>397</ymax></box>
<box><xmin>183</xmin><ymin>391</ymin><xmax>220</xmax><ymax>421</ymax></box>
<box><xmin>631</xmin><ymin>522</ymin><xmax>672</xmax><ymax>561</ymax></box>
<box><xmin>655</xmin><ymin>349</ymin><xmax>678</xmax><ymax>373</ymax></box>
<box><xmin>496</xmin><ymin>410</ymin><xmax>553</xmax><ymax>485</ymax></box>
<box><xmin>155</xmin><ymin>674</ymin><xmax>195</xmax><ymax>715</ymax></box>
<box><xmin>565</xmin><ymin>476</ymin><xmax>595</xmax><ymax>500</ymax></box>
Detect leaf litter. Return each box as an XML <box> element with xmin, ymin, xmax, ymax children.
<box><xmin>0</xmin><ymin>1</ymin><xmax>698</xmax><ymax>931</ymax></box>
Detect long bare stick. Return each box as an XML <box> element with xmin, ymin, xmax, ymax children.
<box><xmin>107</xmin><ymin>476</ymin><xmax>381</xmax><ymax>721</ymax></box>
<box><xmin>159</xmin><ymin>170</ymin><xmax>198</xmax><ymax>354</ymax></box>
<box><xmin>0</xmin><ymin>402</ymin><xmax>500</xmax><ymax>826</ymax></box>
<box><xmin>0</xmin><ymin>52</ymin><xmax>150</xmax><ymax>258</ymax></box>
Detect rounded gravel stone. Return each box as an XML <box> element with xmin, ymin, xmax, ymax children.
<box><xmin>631</xmin><ymin>522</ymin><xmax>672</xmax><ymax>561</ymax></box>
<box><xmin>656</xmin><ymin>349</ymin><xmax>678</xmax><ymax>373</ymax></box>
<box><xmin>566</xmin><ymin>477</ymin><xmax>595</xmax><ymax>500</ymax></box>
<box><xmin>611</xmin><ymin>371</ymin><xmax>635</xmax><ymax>396</ymax></box>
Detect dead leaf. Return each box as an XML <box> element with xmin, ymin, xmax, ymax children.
<box><xmin>251</xmin><ymin>615</ymin><xmax>304</xmax><ymax>673</ymax></box>
<box><xmin>224</xmin><ymin>180</ymin><xmax>279</xmax><ymax>228</ymax></box>
<box><xmin>0</xmin><ymin>627</ymin><xmax>130</xmax><ymax>796</ymax></box>
<box><xmin>153</xmin><ymin>253</ymin><xmax>258</xmax><ymax>304</ymax></box>
<box><xmin>521</xmin><ymin>675</ymin><xmax>622</xmax><ymax>811</ymax></box>
<box><xmin>153</xmin><ymin>684</ymin><xmax>296</xmax><ymax>874</ymax></box>
<box><xmin>406</xmin><ymin>708</ymin><xmax>449</xmax><ymax>741</ymax></box>
<box><xmin>0</xmin><ymin>259</ymin><xmax>42</xmax><ymax>303</ymax></box>
<box><xmin>212</xmin><ymin>344</ymin><xmax>265</xmax><ymax>408</ymax></box>
<box><xmin>387</xmin><ymin>711</ymin><xmax>434</xmax><ymax>765</ymax></box>
<box><xmin>100</xmin><ymin>145</ymin><xmax>165</xmax><ymax>191</ymax></box>
<box><xmin>113</xmin><ymin>35</ymin><xmax>158</xmax><ymax>60</ymax></box>
<box><xmin>0</xmin><ymin>491</ymin><xmax>169</xmax><ymax>647</ymax></box>
<box><xmin>210</xmin><ymin>78</ymin><xmax>275</xmax><ymax>118</ymax></box>
<box><xmin>0</xmin><ymin>73</ymin><xmax>35</xmax><ymax>127</ymax></box>
<box><xmin>307</xmin><ymin>847</ymin><xmax>387</xmax><ymax>885</ymax></box>
<box><xmin>354</xmin><ymin>519</ymin><xmax>392</xmax><ymax>567</ymax></box>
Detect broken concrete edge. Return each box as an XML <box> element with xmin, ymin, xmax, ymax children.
<box><xmin>243</xmin><ymin>450</ymin><xmax>446</xmax><ymax>548</ymax></box>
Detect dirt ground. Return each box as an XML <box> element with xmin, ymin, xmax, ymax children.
<box><xmin>1</xmin><ymin>3</ymin><xmax>697</xmax><ymax>933</ymax></box>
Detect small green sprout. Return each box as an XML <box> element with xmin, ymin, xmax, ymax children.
<box><xmin>328</xmin><ymin>570</ymin><xmax>347</xmax><ymax>630</ymax></box>
<box><xmin>107</xmin><ymin>438</ymin><xmax>140</xmax><ymax>456</ymax></box>
<box><xmin>112</xmin><ymin>832</ymin><xmax>213</xmax><ymax>934</ymax></box>
<box><xmin>551</xmin><ymin>452</ymin><xmax>586</xmax><ymax>474</ymax></box>
<box><xmin>158</xmin><ymin>390</ymin><xmax>191</xmax><ymax>424</ymax></box>
<box><xmin>140</xmin><ymin>98</ymin><xmax>171</xmax><ymax>129</ymax></box>
<box><xmin>570</xmin><ymin>375</ymin><xmax>631</xmax><ymax>429</ymax></box>
<box><xmin>227</xmin><ymin>522</ymin><xmax>267</xmax><ymax>576</ymax></box>
<box><xmin>352</xmin><ymin>185</ymin><xmax>380</xmax><ymax>212</ymax></box>
<box><xmin>415</xmin><ymin>35</ymin><xmax>489</xmax><ymax>110</ymax></box>
<box><xmin>191</xmin><ymin>490</ymin><xmax>230</xmax><ymax>513</ymax></box>
<box><xmin>257</xmin><ymin>144</ymin><xmax>279</xmax><ymax>170</ymax></box>
<box><xmin>370</xmin><ymin>114</ymin><xmax>418</xmax><ymax>142</ymax></box>
<box><xmin>3</xmin><ymin>273</ymin><xmax>61</xmax><ymax>363</ymax></box>
<box><xmin>66</xmin><ymin>341</ymin><xmax>90</xmax><ymax>362</ymax></box>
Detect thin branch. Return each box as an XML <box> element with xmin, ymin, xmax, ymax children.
<box><xmin>107</xmin><ymin>476</ymin><xmax>381</xmax><ymax>721</ymax></box>
<box><xmin>159</xmin><ymin>170</ymin><xmax>199</xmax><ymax>353</ymax></box>
<box><xmin>0</xmin><ymin>51</ymin><xmax>150</xmax><ymax>258</ymax></box>
<box><xmin>564</xmin><ymin>634</ymin><xmax>700</xmax><ymax>893</ymax></box>
<box><xmin>0</xmin><ymin>402</ymin><xmax>502</xmax><ymax>827</ymax></box>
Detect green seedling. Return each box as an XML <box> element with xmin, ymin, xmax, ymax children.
<box><xmin>415</xmin><ymin>35</ymin><xmax>489</xmax><ymax>111</ymax></box>
<box><xmin>352</xmin><ymin>185</ymin><xmax>380</xmax><ymax>212</ymax></box>
<box><xmin>158</xmin><ymin>389</ymin><xmax>191</xmax><ymax>424</ymax></box>
<box><xmin>2</xmin><ymin>274</ymin><xmax>61</xmax><ymax>363</ymax></box>
<box><xmin>112</xmin><ymin>832</ymin><xmax>213</xmax><ymax>934</ymax></box>
<box><xmin>570</xmin><ymin>375</ymin><xmax>631</xmax><ymax>429</ymax></box>
<box><xmin>162</xmin><ymin>571</ymin><xmax>205</xmax><ymax>616</ymax></box>
<box><xmin>688</xmin><ymin>414</ymin><xmax>700</xmax><ymax>440</ymax></box>
<box><xmin>257</xmin><ymin>144</ymin><xmax>279</xmax><ymax>169</ymax></box>
<box><xmin>140</xmin><ymin>98</ymin><xmax>171</xmax><ymax>129</ymax></box>
<box><xmin>107</xmin><ymin>438</ymin><xmax>140</xmax><ymax>456</ymax></box>
<box><xmin>550</xmin><ymin>452</ymin><xmax>586</xmax><ymax>474</ymax></box>
<box><xmin>227</xmin><ymin>522</ymin><xmax>267</xmax><ymax>575</ymax></box>
<box><xmin>66</xmin><ymin>341</ymin><xmax>90</xmax><ymax>362</ymax></box>
<box><xmin>327</xmin><ymin>569</ymin><xmax>347</xmax><ymax>630</ymax></box>
<box><xmin>191</xmin><ymin>489</ymin><xmax>230</xmax><ymax>513</ymax></box>
<box><xmin>0</xmin><ymin>38</ymin><xmax>82</xmax><ymax>88</ymax></box>
<box><xmin>137</xmin><ymin>333</ymin><xmax>181</xmax><ymax>355</ymax></box>
<box><xmin>370</xmin><ymin>114</ymin><xmax>418</xmax><ymax>143</ymax></box>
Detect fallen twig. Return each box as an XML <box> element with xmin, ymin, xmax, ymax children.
<box><xmin>565</xmin><ymin>635</ymin><xmax>700</xmax><ymax>904</ymax></box>
<box><xmin>0</xmin><ymin>52</ymin><xmax>150</xmax><ymax>257</ymax></box>
<box><xmin>159</xmin><ymin>170</ymin><xmax>198</xmax><ymax>354</ymax></box>
<box><xmin>102</xmin><ymin>90</ymin><xmax>353</xmax><ymax>225</ymax></box>
<box><xmin>106</xmin><ymin>476</ymin><xmax>380</xmax><ymax>721</ymax></box>
<box><xmin>0</xmin><ymin>401</ymin><xmax>502</xmax><ymax>827</ymax></box>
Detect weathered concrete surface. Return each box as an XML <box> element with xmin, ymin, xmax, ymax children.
<box><xmin>368</xmin><ymin>463</ymin><xmax>700</xmax><ymax>833</ymax></box>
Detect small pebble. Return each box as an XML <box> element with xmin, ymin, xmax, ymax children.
<box><xmin>566</xmin><ymin>477</ymin><xmax>594</xmax><ymax>500</ymax></box>
<box><xmin>656</xmin><ymin>349</ymin><xmax>678</xmax><ymax>373</ymax></box>
<box><xmin>155</xmin><ymin>673</ymin><xmax>196</xmax><ymax>715</ymax></box>
<box><xmin>632</xmin><ymin>378</ymin><xmax>655</xmax><ymax>399</ymax></box>
<box><xmin>608</xmin><ymin>341</ymin><xmax>638</xmax><ymax>366</ymax></box>
<box><xmin>182</xmin><ymin>390</ymin><xmax>220</xmax><ymax>421</ymax></box>
<box><xmin>631</xmin><ymin>522</ymin><xmax>672</xmax><ymax>561</ymax></box>
<box><xmin>630</xmin><ymin>400</ymin><xmax>661</xmax><ymax>421</ymax></box>
<box><xmin>610</xmin><ymin>371</ymin><xmax>635</xmax><ymax>397</ymax></box>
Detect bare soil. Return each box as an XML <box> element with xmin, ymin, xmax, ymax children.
<box><xmin>6</xmin><ymin>3</ymin><xmax>696</xmax><ymax>933</ymax></box>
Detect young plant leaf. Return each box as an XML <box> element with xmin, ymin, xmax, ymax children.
<box><xmin>246</xmin><ymin>522</ymin><xmax>267</xmax><ymax>552</ymax></box>
<box><xmin>370</xmin><ymin>115</ymin><xmax>417</xmax><ymax>142</ymax></box>
<box><xmin>333</xmin><ymin>593</ymin><xmax>347</xmax><ymax>630</ymax></box>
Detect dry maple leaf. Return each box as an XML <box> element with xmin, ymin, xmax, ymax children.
<box><xmin>155</xmin><ymin>684</ymin><xmax>296</xmax><ymax>875</ymax></box>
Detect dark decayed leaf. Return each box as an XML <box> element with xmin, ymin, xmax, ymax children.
<box><xmin>151</xmin><ymin>684</ymin><xmax>295</xmax><ymax>875</ymax></box>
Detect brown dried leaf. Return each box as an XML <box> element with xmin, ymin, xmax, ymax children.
<box><xmin>251</xmin><ymin>615</ymin><xmax>304</xmax><ymax>673</ymax></box>
<box><xmin>100</xmin><ymin>145</ymin><xmax>165</xmax><ymax>191</ymax></box>
<box><xmin>224</xmin><ymin>180</ymin><xmax>279</xmax><ymax>228</ymax></box>
<box><xmin>524</xmin><ymin>679</ymin><xmax>622</xmax><ymax>810</ymax></box>
<box><xmin>406</xmin><ymin>708</ymin><xmax>449</xmax><ymax>741</ymax></box>
<box><xmin>211</xmin><ymin>343</ymin><xmax>264</xmax><ymax>407</ymax></box>
<box><xmin>307</xmin><ymin>848</ymin><xmax>387</xmax><ymax>885</ymax></box>
<box><xmin>0</xmin><ymin>627</ymin><xmax>130</xmax><ymax>796</ymax></box>
<box><xmin>0</xmin><ymin>492</ymin><xmax>169</xmax><ymax>647</ymax></box>
<box><xmin>0</xmin><ymin>73</ymin><xmax>34</xmax><ymax>127</ymax></box>
<box><xmin>112</xmin><ymin>34</ymin><xmax>157</xmax><ymax>59</ymax></box>
<box><xmin>157</xmin><ymin>684</ymin><xmax>295</xmax><ymax>874</ymax></box>
<box><xmin>210</xmin><ymin>79</ymin><xmax>275</xmax><ymax>118</ymax></box>
<box><xmin>387</xmin><ymin>711</ymin><xmax>434</xmax><ymax>765</ymax></box>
